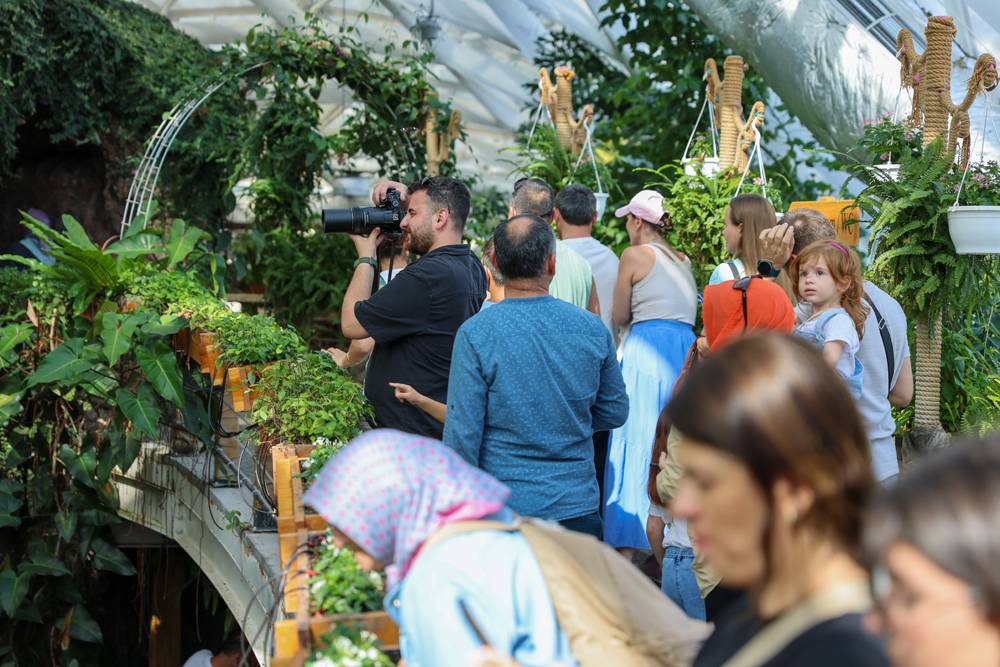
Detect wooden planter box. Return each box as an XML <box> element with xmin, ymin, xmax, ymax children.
<box><xmin>226</xmin><ymin>365</ymin><xmax>259</xmax><ymax>413</ymax></box>
<box><xmin>270</xmin><ymin>444</ymin><xmax>398</xmax><ymax>665</ymax></box>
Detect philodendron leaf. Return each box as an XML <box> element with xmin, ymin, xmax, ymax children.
<box><xmin>135</xmin><ymin>342</ymin><xmax>184</xmax><ymax>407</ymax></box>
<box><xmin>89</xmin><ymin>538</ymin><xmax>136</xmax><ymax>576</ymax></box>
<box><xmin>100</xmin><ymin>313</ymin><xmax>143</xmax><ymax>365</ymax></box>
<box><xmin>116</xmin><ymin>382</ymin><xmax>160</xmax><ymax>440</ymax></box>
<box><xmin>0</xmin><ymin>569</ymin><xmax>31</xmax><ymax>617</ymax></box>
<box><xmin>55</xmin><ymin>604</ymin><xmax>103</xmax><ymax>644</ymax></box>
<box><xmin>166</xmin><ymin>220</ymin><xmax>206</xmax><ymax>269</ymax></box>
<box><xmin>21</xmin><ymin>554</ymin><xmax>70</xmax><ymax>577</ymax></box>
<box><xmin>56</xmin><ymin>511</ymin><xmax>78</xmax><ymax>541</ymax></box>
<box><xmin>58</xmin><ymin>445</ymin><xmax>98</xmax><ymax>489</ymax></box>
<box><xmin>27</xmin><ymin>338</ymin><xmax>101</xmax><ymax>386</ymax></box>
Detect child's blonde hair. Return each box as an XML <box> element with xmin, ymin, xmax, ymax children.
<box><xmin>791</xmin><ymin>240</ymin><xmax>868</xmax><ymax>339</ymax></box>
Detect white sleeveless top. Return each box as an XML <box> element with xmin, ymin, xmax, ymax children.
<box><xmin>630</xmin><ymin>243</ymin><xmax>697</xmax><ymax>326</ymax></box>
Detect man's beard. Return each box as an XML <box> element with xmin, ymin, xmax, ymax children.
<box><xmin>406</xmin><ymin>225</ymin><xmax>433</xmax><ymax>255</ymax></box>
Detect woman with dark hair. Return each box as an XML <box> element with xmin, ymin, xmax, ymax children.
<box><xmin>864</xmin><ymin>435</ymin><xmax>1000</xmax><ymax>667</ymax></box>
<box><xmin>667</xmin><ymin>333</ymin><xmax>888</xmax><ymax>666</ymax></box>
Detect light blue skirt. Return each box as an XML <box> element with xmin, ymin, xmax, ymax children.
<box><xmin>604</xmin><ymin>319</ymin><xmax>695</xmax><ymax>549</ymax></box>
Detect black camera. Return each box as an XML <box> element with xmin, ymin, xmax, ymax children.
<box><xmin>322</xmin><ymin>187</ymin><xmax>403</xmax><ymax>237</ymax></box>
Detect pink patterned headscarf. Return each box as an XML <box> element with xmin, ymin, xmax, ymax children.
<box><xmin>303</xmin><ymin>429</ymin><xmax>510</xmax><ymax>589</ymax></box>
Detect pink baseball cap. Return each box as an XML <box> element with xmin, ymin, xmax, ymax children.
<box><xmin>614</xmin><ymin>189</ymin><xmax>666</xmax><ymax>224</ymax></box>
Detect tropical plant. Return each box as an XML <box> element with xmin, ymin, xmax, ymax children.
<box><xmin>637</xmin><ymin>161</ymin><xmax>784</xmax><ymax>288</ymax></box>
<box><xmin>309</xmin><ymin>535</ymin><xmax>385</xmax><ymax>616</ymax></box>
<box><xmin>252</xmin><ymin>352</ymin><xmax>371</xmax><ymax>445</ymax></box>
<box><xmin>306</xmin><ymin>628</ymin><xmax>394</xmax><ymax>667</ymax></box>
<box><xmin>0</xmin><ymin>215</ymin><xmax>214</xmax><ymax>664</ymax></box>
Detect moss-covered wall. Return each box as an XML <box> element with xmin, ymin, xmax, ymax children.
<box><xmin>0</xmin><ymin>0</ymin><xmax>249</xmax><ymax>247</ymax></box>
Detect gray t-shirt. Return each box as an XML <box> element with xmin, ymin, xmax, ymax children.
<box><xmin>562</xmin><ymin>236</ymin><xmax>620</xmax><ymax>336</ymax></box>
<box><xmin>796</xmin><ymin>280</ymin><xmax>909</xmax><ymax>480</ymax></box>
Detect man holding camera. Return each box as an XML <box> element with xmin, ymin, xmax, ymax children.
<box><xmin>340</xmin><ymin>176</ymin><xmax>487</xmax><ymax>439</ymax></box>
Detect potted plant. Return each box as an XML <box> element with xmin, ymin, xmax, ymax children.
<box><xmin>854</xmin><ymin>116</ymin><xmax>922</xmax><ymax>184</ymax></box>
<box><xmin>948</xmin><ymin>160</ymin><xmax>1000</xmax><ymax>254</ymax></box>
<box><xmin>306</xmin><ymin>628</ymin><xmax>394</xmax><ymax>667</ymax></box>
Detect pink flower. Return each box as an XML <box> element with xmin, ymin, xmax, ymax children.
<box><xmin>914</xmin><ymin>73</ymin><xmax>921</xmax><ymax>83</ymax></box>
<box><xmin>752</xmin><ymin>176</ymin><xmax>765</xmax><ymax>186</ymax></box>
<box><xmin>879</xmin><ymin>152</ymin><xmax>890</xmax><ymax>161</ymax></box>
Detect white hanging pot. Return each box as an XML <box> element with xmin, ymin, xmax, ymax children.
<box><xmin>595</xmin><ymin>192</ymin><xmax>609</xmax><ymax>220</ymax></box>
<box><xmin>682</xmin><ymin>157</ymin><xmax>720</xmax><ymax>178</ymax></box>
<box><xmin>947</xmin><ymin>205</ymin><xmax>1000</xmax><ymax>254</ymax></box>
<box><xmin>872</xmin><ymin>163</ymin><xmax>901</xmax><ymax>182</ymax></box>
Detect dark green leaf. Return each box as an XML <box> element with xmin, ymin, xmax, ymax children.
<box><xmin>55</xmin><ymin>605</ymin><xmax>103</xmax><ymax>644</ymax></box>
<box><xmin>89</xmin><ymin>538</ymin><xmax>135</xmax><ymax>576</ymax></box>
<box><xmin>166</xmin><ymin>220</ymin><xmax>205</xmax><ymax>269</ymax></box>
<box><xmin>116</xmin><ymin>383</ymin><xmax>160</xmax><ymax>440</ymax></box>
<box><xmin>100</xmin><ymin>313</ymin><xmax>141</xmax><ymax>365</ymax></box>
<box><xmin>104</xmin><ymin>232</ymin><xmax>163</xmax><ymax>258</ymax></box>
<box><xmin>27</xmin><ymin>339</ymin><xmax>101</xmax><ymax>386</ymax></box>
<box><xmin>0</xmin><ymin>569</ymin><xmax>31</xmax><ymax>617</ymax></box>
<box><xmin>56</xmin><ymin>511</ymin><xmax>78</xmax><ymax>541</ymax></box>
<box><xmin>135</xmin><ymin>342</ymin><xmax>184</xmax><ymax>407</ymax></box>
<box><xmin>58</xmin><ymin>445</ymin><xmax>98</xmax><ymax>489</ymax></box>
<box><xmin>21</xmin><ymin>554</ymin><xmax>70</xmax><ymax>577</ymax></box>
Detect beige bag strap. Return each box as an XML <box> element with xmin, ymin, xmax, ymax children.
<box><xmin>421</xmin><ymin>519</ymin><xmax>520</xmax><ymax>555</ymax></box>
<box><xmin>720</xmin><ymin>581</ymin><xmax>872</xmax><ymax>667</ymax></box>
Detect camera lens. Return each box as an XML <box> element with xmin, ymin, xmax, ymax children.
<box><xmin>322</xmin><ymin>208</ymin><xmax>366</xmax><ymax>234</ymax></box>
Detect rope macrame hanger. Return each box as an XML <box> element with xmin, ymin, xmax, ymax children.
<box><xmin>526</xmin><ymin>78</ymin><xmax>554</xmax><ymax>151</ymax></box>
<box><xmin>734</xmin><ymin>125</ymin><xmax>767</xmax><ymax>200</ymax></box>
<box><xmin>681</xmin><ymin>95</ymin><xmax>711</xmax><ymax>163</ymax></box>
<box><xmin>570</xmin><ymin>116</ymin><xmax>604</xmax><ymax>196</ymax></box>
<box><xmin>953</xmin><ymin>88</ymin><xmax>994</xmax><ymax>207</ymax></box>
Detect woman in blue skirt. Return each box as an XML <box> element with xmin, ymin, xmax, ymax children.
<box><xmin>606</xmin><ymin>190</ymin><xmax>697</xmax><ymax>554</ymax></box>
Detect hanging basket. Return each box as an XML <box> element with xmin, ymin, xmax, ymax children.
<box><xmin>872</xmin><ymin>162</ymin><xmax>901</xmax><ymax>182</ymax></box>
<box><xmin>947</xmin><ymin>205</ymin><xmax>1000</xmax><ymax>254</ymax></box>
<box><xmin>682</xmin><ymin>157</ymin><xmax>721</xmax><ymax>178</ymax></box>
<box><xmin>595</xmin><ymin>192</ymin><xmax>609</xmax><ymax>220</ymax></box>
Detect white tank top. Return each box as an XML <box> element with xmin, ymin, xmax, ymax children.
<box><xmin>630</xmin><ymin>243</ymin><xmax>697</xmax><ymax>326</ymax></box>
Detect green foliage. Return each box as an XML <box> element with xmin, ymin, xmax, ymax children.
<box><xmin>252</xmin><ymin>352</ymin><xmax>371</xmax><ymax>445</ymax></box>
<box><xmin>0</xmin><ymin>0</ymin><xmax>248</xmax><ymax>226</ymax></box>
<box><xmin>956</xmin><ymin>161</ymin><xmax>1000</xmax><ymax>206</ymax></box>
<box><xmin>0</xmin><ymin>214</ymin><xmax>212</xmax><ymax>664</ymax></box>
<box><xmin>854</xmin><ymin>138</ymin><xmax>994</xmax><ymax>323</ymax></box>
<box><xmin>638</xmin><ymin>162</ymin><xmax>783</xmax><ymax>288</ymax></box>
<box><xmin>299</xmin><ymin>437</ymin><xmax>350</xmax><ymax>489</ymax></box>
<box><xmin>534</xmin><ymin>12</ymin><xmax>830</xmax><ymax>205</ymax></box>
<box><xmin>209</xmin><ymin>313</ymin><xmax>304</xmax><ymax>367</ymax></box>
<box><xmin>309</xmin><ymin>535</ymin><xmax>385</xmax><ymax>615</ymax></box>
<box><xmin>307</xmin><ymin>628</ymin><xmax>394</xmax><ymax>667</ymax></box>
<box><xmin>251</xmin><ymin>228</ymin><xmax>355</xmax><ymax>340</ymax></box>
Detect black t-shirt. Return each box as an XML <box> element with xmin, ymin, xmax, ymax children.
<box><xmin>694</xmin><ymin>593</ymin><xmax>890</xmax><ymax>667</ymax></box>
<box><xmin>355</xmin><ymin>244</ymin><xmax>486</xmax><ymax>439</ymax></box>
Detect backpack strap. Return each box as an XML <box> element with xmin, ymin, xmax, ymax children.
<box><xmin>726</xmin><ymin>260</ymin><xmax>741</xmax><ymax>280</ymax></box>
<box><xmin>863</xmin><ymin>292</ymin><xmax>894</xmax><ymax>392</ymax></box>
<box><xmin>421</xmin><ymin>519</ymin><xmax>520</xmax><ymax>556</ymax></box>
<box><xmin>720</xmin><ymin>582</ymin><xmax>872</xmax><ymax>667</ymax></box>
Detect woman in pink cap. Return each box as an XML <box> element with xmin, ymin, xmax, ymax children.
<box><xmin>605</xmin><ymin>189</ymin><xmax>698</xmax><ymax>557</ymax></box>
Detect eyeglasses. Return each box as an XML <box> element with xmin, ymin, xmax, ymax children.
<box><xmin>869</xmin><ymin>563</ymin><xmax>986</xmax><ymax>620</ymax></box>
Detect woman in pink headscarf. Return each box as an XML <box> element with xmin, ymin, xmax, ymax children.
<box><xmin>303</xmin><ymin>429</ymin><xmax>576</xmax><ymax>667</ymax></box>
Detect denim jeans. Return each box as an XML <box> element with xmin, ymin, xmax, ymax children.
<box><xmin>661</xmin><ymin>546</ymin><xmax>706</xmax><ymax>621</ymax></box>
